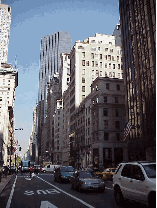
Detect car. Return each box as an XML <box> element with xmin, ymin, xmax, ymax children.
<box><xmin>96</xmin><ymin>168</ymin><xmax>117</xmax><ymax>180</ymax></box>
<box><xmin>34</xmin><ymin>165</ymin><xmax>41</xmax><ymax>174</ymax></box>
<box><xmin>113</xmin><ymin>161</ymin><xmax>156</xmax><ymax>208</ymax></box>
<box><xmin>70</xmin><ymin>170</ymin><xmax>105</xmax><ymax>192</ymax></box>
<box><xmin>54</xmin><ymin>166</ymin><xmax>74</xmax><ymax>182</ymax></box>
<box><xmin>42</xmin><ymin>164</ymin><xmax>61</xmax><ymax>173</ymax></box>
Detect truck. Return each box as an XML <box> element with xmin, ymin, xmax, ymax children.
<box><xmin>21</xmin><ymin>160</ymin><xmax>30</xmax><ymax>172</ymax></box>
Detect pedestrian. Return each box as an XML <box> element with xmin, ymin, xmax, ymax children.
<box><xmin>30</xmin><ymin>165</ymin><xmax>33</xmax><ymax>178</ymax></box>
<box><xmin>4</xmin><ymin>166</ymin><xmax>8</xmax><ymax>178</ymax></box>
<box><xmin>40</xmin><ymin>165</ymin><xmax>42</xmax><ymax>174</ymax></box>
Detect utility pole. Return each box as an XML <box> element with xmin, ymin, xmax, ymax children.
<box><xmin>9</xmin><ymin>138</ymin><xmax>13</xmax><ymax>174</ymax></box>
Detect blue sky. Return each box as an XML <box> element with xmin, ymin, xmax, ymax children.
<box><xmin>2</xmin><ymin>0</ymin><xmax>119</xmax><ymax>156</ymax></box>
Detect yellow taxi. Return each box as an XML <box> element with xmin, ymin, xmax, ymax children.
<box><xmin>96</xmin><ymin>168</ymin><xmax>117</xmax><ymax>181</ymax></box>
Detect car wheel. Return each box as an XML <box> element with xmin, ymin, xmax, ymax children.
<box><xmin>71</xmin><ymin>183</ymin><xmax>74</xmax><ymax>189</ymax></box>
<box><xmin>59</xmin><ymin>177</ymin><xmax>62</xmax><ymax>183</ymax></box>
<box><xmin>148</xmin><ymin>192</ymin><xmax>156</xmax><ymax>208</ymax></box>
<box><xmin>114</xmin><ymin>186</ymin><xmax>124</xmax><ymax>205</ymax></box>
<box><xmin>78</xmin><ymin>185</ymin><xmax>82</xmax><ymax>192</ymax></box>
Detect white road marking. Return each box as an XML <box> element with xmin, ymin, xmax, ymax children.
<box><xmin>37</xmin><ymin>190</ymin><xmax>47</xmax><ymax>195</ymax></box>
<box><xmin>37</xmin><ymin>176</ymin><xmax>95</xmax><ymax>208</ymax></box>
<box><xmin>105</xmin><ymin>187</ymin><xmax>113</xmax><ymax>190</ymax></box>
<box><xmin>6</xmin><ymin>175</ymin><xmax>17</xmax><ymax>208</ymax></box>
<box><xmin>24</xmin><ymin>189</ymin><xmax>60</xmax><ymax>195</ymax></box>
<box><xmin>40</xmin><ymin>201</ymin><xmax>57</xmax><ymax>208</ymax></box>
<box><xmin>24</xmin><ymin>190</ymin><xmax>35</xmax><ymax>195</ymax></box>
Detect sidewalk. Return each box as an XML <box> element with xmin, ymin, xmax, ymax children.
<box><xmin>0</xmin><ymin>175</ymin><xmax>13</xmax><ymax>194</ymax></box>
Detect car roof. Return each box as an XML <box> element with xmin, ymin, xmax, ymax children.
<box><xmin>119</xmin><ymin>161</ymin><xmax>156</xmax><ymax>166</ymax></box>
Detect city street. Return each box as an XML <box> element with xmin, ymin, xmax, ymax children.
<box><xmin>0</xmin><ymin>173</ymin><xmax>148</xmax><ymax>208</ymax></box>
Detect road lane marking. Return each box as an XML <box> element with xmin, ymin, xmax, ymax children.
<box><xmin>105</xmin><ymin>187</ymin><xmax>113</xmax><ymax>190</ymax></box>
<box><xmin>24</xmin><ymin>190</ymin><xmax>35</xmax><ymax>195</ymax></box>
<box><xmin>6</xmin><ymin>175</ymin><xmax>17</xmax><ymax>208</ymax></box>
<box><xmin>37</xmin><ymin>176</ymin><xmax>95</xmax><ymax>208</ymax></box>
<box><xmin>40</xmin><ymin>201</ymin><xmax>57</xmax><ymax>208</ymax></box>
<box><xmin>24</xmin><ymin>189</ymin><xmax>60</xmax><ymax>195</ymax></box>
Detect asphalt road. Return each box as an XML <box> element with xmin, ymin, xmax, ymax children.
<box><xmin>0</xmin><ymin>172</ymin><xmax>148</xmax><ymax>208</ymax></box>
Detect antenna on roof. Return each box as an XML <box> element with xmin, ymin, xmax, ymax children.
<box><xmin>14</xmin><ymin>55</ymin><xmax>17</xmax><ymax>69</ymax></box>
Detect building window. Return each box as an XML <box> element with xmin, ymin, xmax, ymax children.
<box><xmin>96</xmin><ymin>70</ymin><xmax>99</xmax><ymax>76</ymax></box>
<box><xmin>105</xmin><ymin>55</ymin><xmax>107</xmax><ymax>60</ymax></box>
<box><xmin>117</xmin><ymin>56</ymin><xmax>119</xmax><ymax>62</ymax></box>
<box><xmin>82</xmin><ymin>69</ymin><xmax>85</xmax><ymax>75</ymax></box>
<box><xmin>82</xmin><ymin>60</ymin><xmax>85</xmax><ymax>66</ymax></box>
<box><xmin>113</xmin><ymin>72</ymin><xmax>115</xmax><ymax>78</ymax></box>
<box><xmin>103</xmin><ymin>108</ymin><xmax>108</xmax><ymax>116</ymax></box>
<box><xmin>113</xmin><ymin>64</ymin><xmax>115</xmax><ymax>69</ymax></box>
<box><xmin>115</xmin><ymin>97</ymin><xmax>118</xmax><ymax>103</ymax></box>
<box><xmin>95</xmin><ymin>61</ymin><xmax>98</xmax><ymax>67</ymax></box>
<box><xmin>100</xmin><ymin>62</ymin><xmax>102</xmax><ymax>68</ymax></box>
<box><xmin>118</xmin><ymin>64</ymin><xmax>120</xmax><ymax>69</ymax></box>
<box><xmin>109</xmin><ymin>63</ymin><xmax>111</xmax><ymax>68</ymax></box>
<box><xmin>104</xmin><ymin>132</ymin><xmax>109</xmax><ymax>140</ymax></box>
<box><xmin>110</xmin><ymin>48</ymin><xmax>113</xmax><ymax>53</ymax></box>
<box><xmin>82</xmin><ymin>95</ymin><xmax>85</xmax><ymax>101</ymax></box>
<box><xmin>116</xmin><ymin>133</ymin><xmax>120</xmax><ymax>141</ymax></box>
<box><xmin>112</xmin><ymin>56</ymin><xmax>115</xmax><ymax>61</ymax></box>
<box><xmin>82</xmin><ymin>52</ymin><xmax>85</xmax><ymax>58</ymax></box>
<box><xmin>106</xmin><ymin>83</ymin><xmax>110</xmax><ymax>89</ymax></box>
<box><xmin>96</xmin><ymin>85</ymin><xmax>98</xmax><ymax>91</ymax></box>
<box><xmin>100</xmin><ymin>71</ymin><xmax>102</xmax><ymax>76</ymax></box>
<box><xmin>115</xmin><ymin>121</ymin><xmax>120</xmax><ymax>129</ymax></box>
<box><xmin>92</xmin><ymin>70</ymin><xmax>94</xmax><ymax>76</ymax></box>
<box><xmin>104</xmin><ymin>120</ymin><xmax>108</xmax><ymax>126</ymax></box>
<box><xmin>98</xmin><ymin>47</ymin><xmax>100</xmax><ymax>51</ymax></box>
<box><xmin>92</xmin><ymin>61</ymin><xmax>94</xmax><ymax>67</ymax></box>
<box><xmin>115</xmin><ymin>109</ymin><xmax>119</xmax><ymax>117</ymax></box>
<box><xmin>104</xmin><ymin>96</ymin><xmax>107</xmax><ymax>103</ymax></box>
<box><xmin>105</xmin><ymin>63</ymin><xmax>107</xmax><ymax>68</ymax></box>
<box><xmin>117</xmin><ymin>84</ymin><xmax>120</xmax><ymax>91</ymax></box>
<box><xmin>100</xmin><ymin>54</ymin><xmax>102</xmax><ymax>59</ymax></box>
<box><xmin>118</xmin><ymin>73</ymin><xmax>120</xmax><ymax>78</ymax></box>
<box><xmin>105</xmin><ymin>48</ymin><xmax>108</xmax><ymax>52</ymax></box>
<box><xmin>109</xmin><ymin>72</ymin><xmax>112</xmax><ymax>77</ymax></box>
<box><xmin>82</xmin><ymin>86</ymin><xmax>85</xmax><ymax>92</ymax></box>
<box><xmin>91</xmin><ymin>53</ymin><xmax>94</xmax><ymax>59</ymax></box>
<box><xmin>86</xmin><ymin>61</ymin><xmax>89</xmax><ymax>66</ymax></box>
<box><xmin>82</xmin><ymin>77</ymin><xmax>85</xmax><ymax>83</ymax></box>
<box><xmin>105</xmin><ymin>72</ymin><xmax>108</xmax><ymax>77</ymax></box>
<box><xmin>108</xmin><ymin>55</ymin><xmax>111</xmax><ymax>61</ymax></box>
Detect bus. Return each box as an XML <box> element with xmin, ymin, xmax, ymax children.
<box><xmin>21</xmin><ymin>160</ymin><xmax>30</xmax><ymax>172</ymax></box>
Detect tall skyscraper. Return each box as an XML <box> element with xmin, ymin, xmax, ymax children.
<box><xmin>119</xmin><ymin>0</ymin><xmax>156</xmax><ymax>160</ymax></box>
<box><xmin>37</xmin><ymin>31</ymin><xmax>71</xmax><ymax>160</ymax></box>
<box><xmin>0</xmin><ymin>1</ymin><xmax>11</xmax><ymax>66</ymax></box>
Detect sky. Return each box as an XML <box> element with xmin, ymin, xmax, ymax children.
<box><xmin>2</xmin><ymin>0</ymin><xmax>119</xmax><ymax>157</ymax></box>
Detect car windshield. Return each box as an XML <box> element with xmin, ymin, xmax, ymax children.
<box><xmin>79</xmin><ymin>171</ymin><xmax>92</xmax><ymax>178</ymax></box>
<box><xmin>60</xmin><ymin>166</ymin><xmax>74</xmax><ymax>172</ymax></box>
<box><xmin>111</xmin><ymin>169</ymin><xmax>116</xmax><ymax>172</ymax></box>
<box><xmin>142</xmin><ymin>164</ymin><xmax>156</xmax><ymax>178</ymax></box>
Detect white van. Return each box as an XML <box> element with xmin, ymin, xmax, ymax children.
<box><xmin>42</xmin><ymin>164</ymin><xmax>61</xmax><ymax>173</ymax></box>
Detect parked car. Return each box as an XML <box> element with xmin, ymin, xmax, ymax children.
<box><xmin>34</xmin><ymin>165</ymin><xmax>41</xmax><ymax>174</ymax></box>
<box><xmin>70</xmin><ymin>170</ymin><xmax>105</xmax><ymax>192</ymax></box>
<box><xmin>54</xmin><ymin>166</ymin><xmax>74</xmax><ymax>182</ymax></box>
<box><xmin>9</xmin><ymin>166</ymin><xmax>16</xmax><ymax>174</ymax></box>
<box><xmin>96</xmin><ymin>168</ymin><xmax>117</xmax><ymax>180</ymax></box>
<box><xmin>113</xmin><ymin>161</ymin><xmax>156</xmax><ymax>208</ymax></box>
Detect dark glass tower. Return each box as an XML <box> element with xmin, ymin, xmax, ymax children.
<box><xmin>119</xmin><ymin>0</ymin><xmax>156</xmax><ymax>160</ymax></box>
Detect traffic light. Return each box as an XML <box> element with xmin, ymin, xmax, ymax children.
<box><xmin>19</xmin><ymin>147</ymin><xmax>22</xmax><ymax>151</ymax></box>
